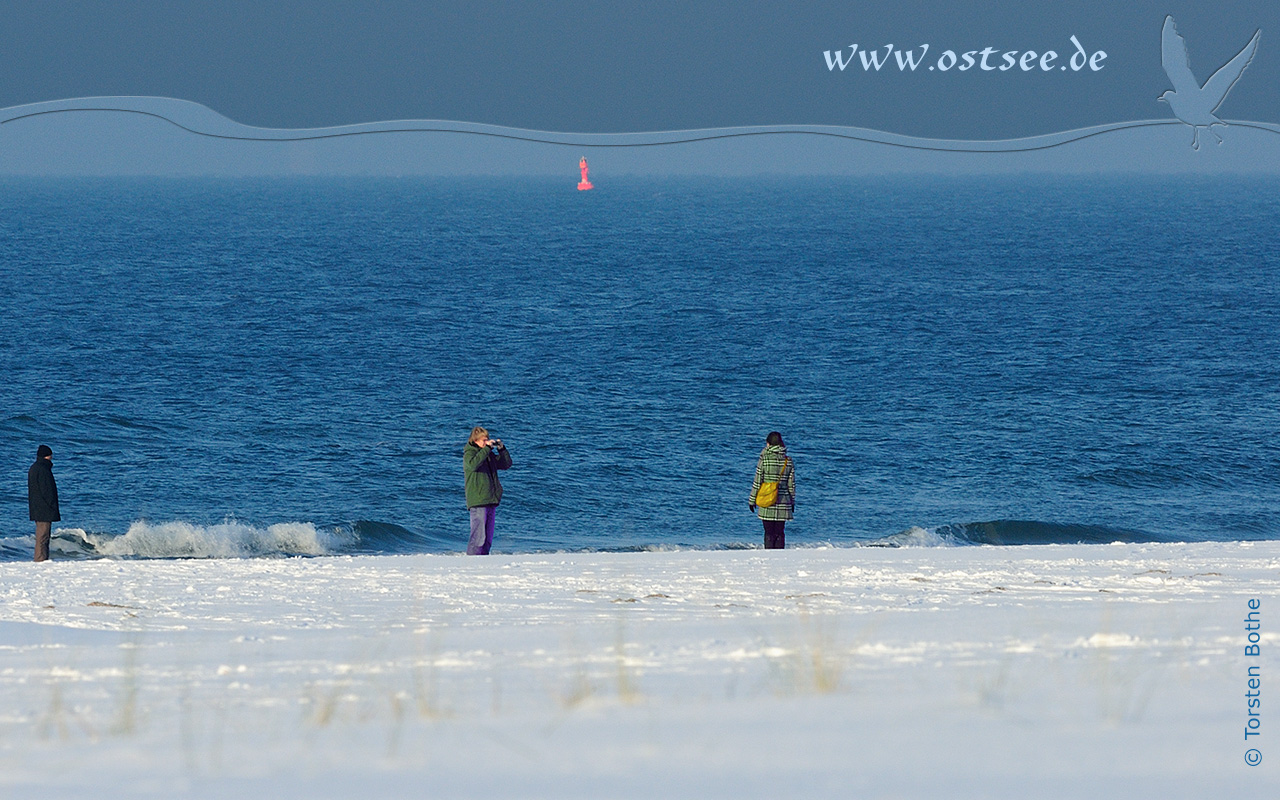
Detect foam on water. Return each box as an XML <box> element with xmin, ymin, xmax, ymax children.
<box><xmin>55</xmin><ymin>520</ymin><xmax>349</xmax><ymax>559</ymax></box>
<box><xmin>865</xmin><ymin>526</ymin><xmax>961</xmax><ymax>548</ymax></box>
<box><xmin>0</xmin><ymin>516</ymin><xmax>1183</xmax><ymax>561</ymax></box>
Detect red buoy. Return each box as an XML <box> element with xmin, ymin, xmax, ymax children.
<box><xmin>577</xmin><ymin>157</ymin><xmax>594</xmax><ymax>191</ymax></box>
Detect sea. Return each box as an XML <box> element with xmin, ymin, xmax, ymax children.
<box><xmin>1</xmin><ymin>175</ymin><xmax>1277</xmax><ymax>560</ymax></box>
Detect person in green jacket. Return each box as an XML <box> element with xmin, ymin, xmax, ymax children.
<box><xmin>463</xmin><ymin>426</ymin><xmax>512</xmax><ymax>555</ymax></box>
<box><xmin>748</xmin><ymin>431</ymin><xmax>795</xmax><ymax>549</ymax></box>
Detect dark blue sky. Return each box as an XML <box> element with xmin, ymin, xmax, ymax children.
<box><xmin>1</xmin><ymin>1</ymin><xmax>1276</xmax><ymax>137</ymax></box>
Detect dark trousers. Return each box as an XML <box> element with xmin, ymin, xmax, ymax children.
<box><xmin>34</xmin><ymin>521</ymin><xmax>51</xmax><ymax>562</ymax></box>
<box><xmin>763</xmin><ymin>520</ymin><xmax>786</xmax><ymax>550</ymax></box>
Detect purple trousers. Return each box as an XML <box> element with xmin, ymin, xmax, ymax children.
<box><xmin>468</xmin><ymin>505</ymin><xmax>496</xmax><ymax>555</ymax></box>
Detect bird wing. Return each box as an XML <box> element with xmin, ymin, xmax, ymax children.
<box><xmin>1203</xmin><ymin>29</ymin><xmax>1260</xmax><ymax>113</ymax></box>
<box><xmin>1161</xmin><ymin>16</ymin><xmax>1200</xmax><ymax>94</ymax></box>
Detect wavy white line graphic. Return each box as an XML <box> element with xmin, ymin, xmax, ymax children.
<box><xmin>3</xmin><ymin>97</ymin><xmax>1279</xmax><ymax>153</ymax></box>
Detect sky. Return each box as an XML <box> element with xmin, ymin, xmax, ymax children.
<box><xmin>0</xmin><ymin>1</ymin><xmax>1278</xmax><ymax>174</ymax></box>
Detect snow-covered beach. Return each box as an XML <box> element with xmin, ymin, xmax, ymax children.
<box><xmin>2</xmin><ymin>542</ymin><xmax>1276</xmax><ymax>798</ymax></box>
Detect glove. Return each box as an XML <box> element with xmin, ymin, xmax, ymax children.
<box><xmin>749</xmin><ymin>504</ymin><xmax>756</xmax><ymax>513</ymax></box>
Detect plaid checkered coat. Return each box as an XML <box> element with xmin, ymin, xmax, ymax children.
<box><xmin>749</xmin><ymin>444</ymin><xmax>795</xmax><ymax>521</ymax></box>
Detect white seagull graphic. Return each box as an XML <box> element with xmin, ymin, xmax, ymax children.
<box><xmin>1159</xmin><ymin>15</ymin><xmax>1260</xmax><ymax>150</ymax></box>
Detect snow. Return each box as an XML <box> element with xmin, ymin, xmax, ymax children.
<box><xmin>1</xmin><ymin>541</ymin><xmax>1276</xmax><ymax>798</ymax></box>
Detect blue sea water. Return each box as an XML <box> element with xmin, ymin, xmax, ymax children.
<box><xmin>1</xmin><ymin>176</ymin><xmax>1277</xmax><ymax>559</ymax></box>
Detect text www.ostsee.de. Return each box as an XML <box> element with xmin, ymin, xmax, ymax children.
<box><xmin>823</xmin><ymin>36</ymin><xmax>1106</xmax><ymax>73</ymax></box>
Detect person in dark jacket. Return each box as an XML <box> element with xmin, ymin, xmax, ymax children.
<box><xmin>748</xmin><ymin>431</ymin><xmax>795</xmax><ymax>549</ymax></box>
<box><xmin>463</xmin><ymin>426</ymin><xmax>512</xmax><ymax>555</ymax></box>
<box><xmin>27</xmin><ymin>444</ymin><xmax>60</xmax><ymax>562</ymax></box>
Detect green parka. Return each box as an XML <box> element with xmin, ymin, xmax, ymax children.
<box><xmin>463</xmin><ymin>442</ymin><xmax>512</xmax><ymax>508</ymax></box>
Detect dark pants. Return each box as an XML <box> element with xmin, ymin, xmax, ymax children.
<box><xmin>468</xmin><ymin>505</ymin><xmax>496</xmax><ymax>555</ymax></box>
<box><xmin>34</xmin><ymin>521</ymin><xmax>51</xmax><ymax>562</ymax></box>
<box><xmin>763</xmin><ymin>520</ymin><xmax>786</xmax><ymax>550</ymax></box>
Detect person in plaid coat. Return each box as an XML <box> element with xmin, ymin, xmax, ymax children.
<box><xmin>748</xmin><ymin>431</ymin><xmax>794</xmax><ymax>549</ymax></box>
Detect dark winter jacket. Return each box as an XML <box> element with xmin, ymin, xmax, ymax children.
<box><xmin>28</xmin><ymin>458</ymin><xmax>60</xmax><ymax>522</ymax></box>
<box><xmin>463</xmin><ymin>442</ymin><xmax>512</xmax><ymax>508</ymax></box>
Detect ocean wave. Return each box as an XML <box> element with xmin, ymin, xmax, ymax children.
<box><xmin>864</xmin><ymin>519</ymin><xmax>1171</xmax><ymax>548</ymax></box>
<box><xmin>53</xmin><ymin>520</ymin><xmax>347</xmax><ymax>559</ymax></box>
<box><xmin>16</xmin><ymin>518</ymin><xmax>454</xmax><ymax>560</ymax></box>
<box><xmin>0</xmin><ymin>536</ymin><xmax>33</xmax><ymax>561</ymax></box>
<box><xmin>0</xmin><ymin>517</ymin><xmax>1190</xmax><ymax>561</ymax></box>
<box><xmin>863</xmin><ymin>527</ymin><xmax>961</xmax><ymax>548</ymax></box>
<box><xmin>341</xmin><ymin>520</ymin><xmax>454</xmax><ymax>554</ymax></box>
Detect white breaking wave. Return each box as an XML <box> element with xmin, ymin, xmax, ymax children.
<box><xmin>57</xmin><ymin>520</ymin><xmax>349</xmax><ymax>559</ymax></box>
<box><xmin>872</xmin><ymin>526</ymin><xmax>961</xmax><ymax>548</ymax></box>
